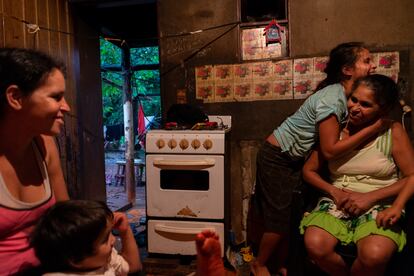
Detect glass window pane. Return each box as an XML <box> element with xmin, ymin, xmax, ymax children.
<box><xmin>131</xmin><ymin>47</ymin><xmax>160</xmax><ymax>65</ymax></box>
<box><xmin>242</xmin><ymin>0</ymin><xmax>287</xmax><ymax>22</ymax></box>
<box><xmin>160</xmin><ymin>170</ymin><xmax>209</xmax><ymax>191</ymax></box>
<box><xmin>132</xmin><ymin>70</ymin><xmax>160</xmax><ymax>95</ymax></box>
<box><xmin>100</xmin><ymin>38</ymin><xmax>122</xmax><ymax>66</ymax></box>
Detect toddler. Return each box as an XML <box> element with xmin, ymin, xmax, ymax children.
<box><xmin>31</xmin><ymin>200</ymin><xmax>142</xmax><ymax>275</ymax></box>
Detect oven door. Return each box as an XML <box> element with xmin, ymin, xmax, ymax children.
<box><xmin>146</xmin><ymin>154</ymin><xmax>224</xmax><ymax>219</ymax></box>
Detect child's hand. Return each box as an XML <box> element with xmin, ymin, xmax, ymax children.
<box><xmin>372</xmin><ymin>118</ymin><xmax>392</xmax><ymax>134</ymax></box>
<box><xmin>112</xmin><ymin>212</ymin><xmax>130</xmax><ymax>236</ymax></box>
<box><xmin>376</xmin><ymin>206</ymin><xmax>402</xmax><ymax>228</ymax></box>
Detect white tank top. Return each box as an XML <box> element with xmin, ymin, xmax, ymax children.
<box><xmin>328</xmin><ymin>128</ymin><xmax>398</xmax><ymax>194</ymax></box>
<box><xmin>0</xmin><ymin>141</ymin><xmax>51</xmax><ymax>209</ymax></box>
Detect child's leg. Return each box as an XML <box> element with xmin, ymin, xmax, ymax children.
<box><xmin>251</xmin><ymin>232</ymin><xmax>285</xmax><ymax>276</ymax></box>
<box><xmin>252</xmin><ymin>141</ymin><xmax>303</xmax><ymax>276</ymax></box>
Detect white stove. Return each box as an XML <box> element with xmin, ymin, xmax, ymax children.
<box><xmin>145</xmin><ymin>115</ymin><xmax>231</xmax><ymax>256</ymax></box>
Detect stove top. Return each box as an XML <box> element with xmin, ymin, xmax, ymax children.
<box><xmin>163</xmin><ymin>115</ymin><xmax>231</xmax><ymax>132</ymax></box>
<box><xmin>145</xmin><ymin>116</ymin><xmax>231</xmax><ymax>154</ymax></box>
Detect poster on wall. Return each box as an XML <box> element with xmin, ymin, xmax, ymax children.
<box><xmin>195</xmin><ymin>51</ymin><xmax>400</xmax><ymax>103</ymax></box>
<box><xmin>273</xmin><ymin>59</ymin><xmax>293</xmax><ymax>79</ymax></box>
<box><xmin>272</xmin><ymin>80</ymin><xmax>293</xmax><ymax>100</ymax></box>
<box><xmin>234</xmin><ymin>82</ymin><xmax>253</xmax><ymax>101</ymax></box>
<box><xmin>215</xmin><ymin>81</ymin><xmax>234</xmax><ymax>102</ymax></box>
<box><xmin>293</xmin><ymin>78</ymin><xmax>314</xmax><ymax>99</ymax></box>
<box><xmin>195</xmin><ymin>65</ymin><xmax>215</xmax><ymax>102</ymax></box>
<box><xmin>252</xmin><ymin>61</ymin><xmax>273</xmax><ymax>79</ymax></box>
<box><xmin>293</xmin><ymin>58</ymin><xmax>314</xmax><ymax>78</ymax></box>
<box><xmin>241</xmin><ymin>27</ymin><xmax>287</xmax><ymax>61</ymax></box>
<box><xmin>253</xmin><ymin>80</ymin><xmax>272</xmax><ymax>101</ymax></box>
<box><xmin>215</xmin><ymin>64</ymin><xmax>234</xmax><ymax>81</ymax></box>
<box><xmin>375</xmin><ymin>51</ymin><xmax>399</xmax><ymax>83</ymax></box>
<box><xmin>313</xmin><ymin>56</ymin><xmax>328</xmax><ymax>77</ymax></box>
<box><xmin>234</xmin><ymin>64</ymin><xmax>253</xmax><ymax>81</ymax></box>
<box><xmin>196</xmin><ymin>82</ymin><xmax>215</xmax><ymax>103</ymax></box>
<box><xmin>195</xmin><ymin>65</ymin><xmax>214</xmax><ymax>82</ymax></box>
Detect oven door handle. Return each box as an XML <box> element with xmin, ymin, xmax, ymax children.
<box><xmin>153</xmin><ymin>158</ymin><xmax>215</xmax><ymax>169</ymax></box>
<box><xmin>154</xmin><ymin>224</ymin><xmax>215</xmax><ymax>235</ymax></box>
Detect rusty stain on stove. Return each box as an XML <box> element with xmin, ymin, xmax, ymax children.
<box><xmin>177</xmin><ymin>206</ymin><xmax>197</xmax><ymax>217</ymax></box>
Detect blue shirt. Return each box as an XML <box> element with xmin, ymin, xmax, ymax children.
<box><xmin>273</xmin><ymin>83</ymin><xmax>348</xmax><ymax>158</ymax></box>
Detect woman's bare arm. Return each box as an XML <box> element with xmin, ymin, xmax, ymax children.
<box><xmin>41</xmin><ymin>135</ymin><xmax>69</xmax><ymax>201</ymax></box>
<box><xmin>303</xmin><ymin>149</ymin><xmax>349</xmax><ymax>207</ymax></box>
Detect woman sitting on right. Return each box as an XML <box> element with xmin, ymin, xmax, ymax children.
<box><xmin>300</xmin><ymin>74</ymin><xmax>414</xmax><ymax>276</ymax></box>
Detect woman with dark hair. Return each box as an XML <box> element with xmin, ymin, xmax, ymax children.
<box><xmin>251</xmin><ymin>42</ymin><xmax>383</xmax><ymax>276</ymax></box>
<box><xmin>0</xmin><ymin>48</ymin><xmax>70</xmax><ymax>275</ymax></box>
<box><xmin>301</xmin><ymin>75</ymin><xmax>414</xmax><ymax>276</ymax></box>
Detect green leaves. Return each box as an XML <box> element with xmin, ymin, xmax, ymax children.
<box><xmin>100</xmin><ymin>38</ymin><xmax>161</xmax><ymax>127</ymax></box>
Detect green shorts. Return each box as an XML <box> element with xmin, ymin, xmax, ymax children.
<box><xmin>299</xmin><ymin>199</ymin><xmax>406</xmax><ymax>252</ymax></box>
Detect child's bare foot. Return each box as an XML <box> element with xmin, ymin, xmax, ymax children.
<box><xmin>196</xmin><ymin>230</ymin><xmax>225</xmax><ymax>276</ymax></box>
<box><xmin>250</xmin><ymin>261</ymin><xmax>271</xmax><ymax>276</ymax></box>
<box><xmin>277</xmin><ymin>267</ymin><xmax>287</xmax><ymax>276</ymax></box>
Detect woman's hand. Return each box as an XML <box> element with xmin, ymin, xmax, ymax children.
<box><xmin>376</xmin><ymin>206</ymin><xmax>403</xmax><ymax>228</ymax></box>
<box><xmin>112</xmin><ymin>212</ymin><xmax>130</xmax><ymax>237</ymax></box>
<box><xmin>330</xmin><ymin>187</ymin><xmax>350</xmax><ymax>209</ymax></box>
<box><xmin>341</xmin><ymin>191</ymin><xmax>375</xmax><ymax>216</ymax></box>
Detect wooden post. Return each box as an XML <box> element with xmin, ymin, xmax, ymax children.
<box><xmin>121</xmin><ymin>46</ymin><xmax>136</xmax><ymax>205</ymax></box>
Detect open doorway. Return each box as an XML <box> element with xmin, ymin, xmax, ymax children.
<box><xmin>99</xmin><ymin>38</ymin><xmax>161</xmax><ymax>211</ymax></box>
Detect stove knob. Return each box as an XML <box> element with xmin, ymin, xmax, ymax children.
<box><xmin>203</xmin><ymin>139</ymin><xmax>213</xmax><ymax>150</ymax></box>
<box><xmin>156</xmin><ymin>139</ymin><xmax>165</xmax><ymax>149</ymax></box>
<box><xmin>180</xmin><ymin>139</ymin><xmax>189</xmax><ymax>150</ymax></box>
<box><xmin>168</xmin><ymin>139</ymin><xmax>177</xmax><ymax>149</ymax></box>
<box><xmin>191</xmin><ymin>139</ymin><xmax>201</xmax><ymax>149</ymax></box>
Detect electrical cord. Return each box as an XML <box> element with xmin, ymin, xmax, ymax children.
<box><xmin>400</xmin><ymin>99</ymin><xmax>412</xmax><ymax>130</ymax></box>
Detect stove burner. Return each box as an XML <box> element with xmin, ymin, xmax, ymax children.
<box><xmin>164</xmin><ymin>121</ymin><xmax>228</xmax><ymax>131</ymax></box>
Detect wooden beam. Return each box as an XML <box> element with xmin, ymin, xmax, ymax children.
<box><xmin>101</xmin><ymin>63</ymin><xmax>159</xmax><ymax>71</ymax></box>
<box><xmin>121</xmin><ymin>46</ymin><xmax>136</xmax><ymax>205</ymax></box>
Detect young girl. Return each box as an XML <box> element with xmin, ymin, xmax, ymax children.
<box><xmin>31</xmin><ymin>200</ymin><xmax>142</xmax><ymax>275</ymax></box>
<box><xmin>251</xmin><ymin>42</ymin><xmax>383</xmax><ymax>276</ymax></box>
<box><xmin>300</xmin><ymin>74</ymin><xmax>414</xmax><ymax>276</ymax></box>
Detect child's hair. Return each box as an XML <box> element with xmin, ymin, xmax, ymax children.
<box><xmin>0</xmin><ymin>47</ymin><xmax>66</xmax><ymax>117</ymax></box>
<box><xmin>316</xmin><ymin>42</ymin><xmax>367</xmax><ymax>91</ymax></box>
<box><xmin>352</xmin><ymin>74</ymin><xmax>400</xmax><ymax>114</ymax></box>
<box><xmin>30</xmin><ymin>200</ymin><xmax>114</xmax><ymax>272</ymax></box>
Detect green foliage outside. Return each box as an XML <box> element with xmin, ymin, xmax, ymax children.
<box><xmin>100</xmin><ymin>38</ymin><xmax>161</xmax><ymax>127</ymax></box>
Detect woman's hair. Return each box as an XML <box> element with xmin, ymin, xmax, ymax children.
<box><xmin>316</xmin><ymin>42</ymin><xmax>367</xmax><ymax>91</ymax></box>
<box><xmin>352</xmin><ymin>74</ymin><xmax>400</xmax><ymax>114</ymax></box>
<box><xmin>30</xmin><ymin>200</ymin><xmax>114</xmax><ymax>272</ymax></box>
<box><xmin>0</xmin><ymin>47</ymin><xmax>66</xmax><ymax>116</ymax></box>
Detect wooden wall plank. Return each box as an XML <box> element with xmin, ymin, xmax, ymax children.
<box><xmin>36</xmin><ymin>0</ymin><xmax>49</xmax><ymax>52</ymax></box>
<box><xmin>3</xmin><ymin>0</ymin><xmax>25</xmax><ymax>47</ymax></box>
<box><xmin>0</xmin><ymin>0</ymin><xmax>5</xmax><ymax>47</ymax></box>
<box><xmin>60</xmin><ymin>0</ymin><xmax>80</xmax><ymax>198</ymax></box>
<box><xmin>55</xmin><ymin>0</ymin><xmax>70</xmax><ymax>183</ymax></box>
<box><xmin>23</xmin><ymin>0</ymin><xmax>38</xmax><ymax>49</ymax></box>
<box><xmin>47</xmin><ymin>0</ymin><xmax>59</xmax><ymax>57</ymax></box>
